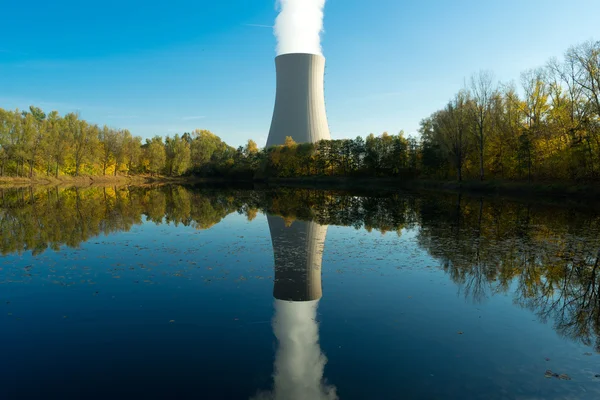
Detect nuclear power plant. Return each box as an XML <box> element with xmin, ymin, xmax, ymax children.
<box><xmin>266</xmin><ymin>53</ymin><xmax>331</xmax><ymax>147</ymax></box>
<box><xmin>267</xmin><ymin>215</ymin><xmax>327</xmax><ymax>301</ymax></box>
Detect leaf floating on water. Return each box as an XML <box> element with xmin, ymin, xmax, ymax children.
<box><xmin>545</xmin><ymin>370</ymin><xmax>570</xmax><ymax>380</ymax></box>
<box><xmin>545</xmin><ymin>370</ymin><xmax>560</xmax><ymax>379</ymax></box>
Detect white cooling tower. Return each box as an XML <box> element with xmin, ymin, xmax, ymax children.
<box><xmin>267</xmin><ymin>215</ymin><xmax>327</xmax><ymax>301</ymax></box>
<box><xmin>267</xmin><ymin>53</ymin><xmax>331</xmax><ymax>147</ymax></box>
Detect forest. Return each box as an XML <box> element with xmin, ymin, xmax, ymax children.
<box><xmin>0</xmin><ymin>40</ymin><xmax>598</xmax><ymax>183</ymax></box>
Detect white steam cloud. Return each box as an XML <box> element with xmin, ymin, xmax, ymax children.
<box><xmin>274</xmin><ymin>0</ymin><xmax>326</xmax><ymax>56</ymax></box>
<box><xmin>252</xmin><ymin>300</ymin><xmax>337</xmax><ymax>400</ymax></box>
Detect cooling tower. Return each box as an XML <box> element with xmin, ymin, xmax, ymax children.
<box><xmin>267</xmin><ymin>53</ymin><xmax>331</xmax><ymax>147</ymax></box>
<box><xmin>268</xmin><ymin>215</ymin><xmax>327</xmax><ymax>301</ymax></box>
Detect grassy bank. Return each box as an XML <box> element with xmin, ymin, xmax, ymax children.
<box><xmin>0</xmin><ymin>175</ymin><xmax>159</xmax><ymax>188</ymax></box>
<box><xmin>0</xmin><ymin>174</ymin><xmax>255</xmax><ymax>188</ymax></box>
<box><xmin>3</xmin><ymin>174</ymin><xmax>599</xmax><ymax>204</ymax></box>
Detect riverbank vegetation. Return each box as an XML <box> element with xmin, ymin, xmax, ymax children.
<box><xmin>1</xmin><ymin>40</ymin><xmax>598</xmax><ymax>188</ymax></box>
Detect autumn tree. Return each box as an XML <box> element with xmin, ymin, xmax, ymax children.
<box><xmin>437</xmin><ymin>91</ymin><xmax>472</xmax><ymax>181</ymax></box>
<box><xmin>470</xmin><ymin>71</ymin><xmax>495</xmax><ymax>181</ymax></box>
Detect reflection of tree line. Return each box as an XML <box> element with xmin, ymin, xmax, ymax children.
<box><xmin>416</xmin><ymin>194</ymin><xmax>600</xmax><ymax>352</ymax></box>
<box><xmin>0</xmin><ymin>186</ymin><xmax>256</xmax><ymax>255</ymax></box>
<box><xmin>257</xmin><ymin>188</ymin><xmax>418</xmax><ymax>235</ymax></box>
<box><xmin>0</xmin><ymin>186</ymin><xmax>139</xmax><ymax>255</ymax></box>
<box><xmin>0</xmin><ymin>186</ymin><xmax>418</xmax><ymax>257</ymax></box>
<box><xmin>266</xmin><ymin>190</ymin><xmax>600</xmax><ymax>352</ymax></box>
<box><xmin>1</xmin><ymin>186</ymin><xmax>599</xmax><ymax>350</ymax></box>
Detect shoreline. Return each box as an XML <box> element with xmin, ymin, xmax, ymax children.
<box><xmin>2</xmin><ymin>175</ymin><xmax>600</xmax><ymax>203</ymax></box>
<box><xmin>261</xmin><ymin>177</ymin><xmax>600</xmax><ymax>197</ymax></box>
<box><xmin>0</xmin><ymin>175</ymin><xmax>223</xmax><ymax>188</ymax></box>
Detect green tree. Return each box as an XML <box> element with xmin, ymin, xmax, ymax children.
<box><xmin>99</xmin><ymin>126</ymin><xmax>117</xmax><ymax>176</ymax></box>
<box><xmin>45</xmin><ymin>111</ymin><xmax>69</xmax><ymax>177</ymax></box>
<box><xmin>144</xmin><ymin>136</ymin><xmax>166</xmax><ymax>176</ymax></box>
<box><xmin>165</xmin><ymin>134</ymin><xmax>191</xmax><ymax>176</ymax></box>
<box><xmin>123</xmin><ymin>131</ymin><xmax>142</xmax><ymax>175</ymax></box>
<box><xmin>66</xmin><ymin>113</ymin><xmax>99</xmax><ymax>176</ymax></box>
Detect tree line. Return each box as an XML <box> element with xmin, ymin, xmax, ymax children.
<box><xmin>419</xmin><ymin>40</ymin><xmax>600</xmax><ymax>182</ymax></box>
<box><xmin>1</xmin><ymin>39</ymin><xmax>598</xmax><ymax>182</ymax></box>
<box><xmin>0</xmin><ymin>107</ymin><xmax>246</xmax><ymax>178</ymax></box>
<box><xmin>260</xmin><ymin>40</ymin><xmax>600</xmax><ymax>182</ymax></box>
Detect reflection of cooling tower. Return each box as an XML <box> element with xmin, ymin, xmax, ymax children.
<box><xmin>267</xmin><ymin>216</ymin><xmax>327</xmax><ymax>301</ymax></box>
<box><xmin>266</xmin><ymin>53</ymin><xmax>331</xmax><ymax>147</ymax></box>
<box><xmin>251</xmin><ymin>216</ymin><xmax>336</xmax><ymax>400</ymax></box>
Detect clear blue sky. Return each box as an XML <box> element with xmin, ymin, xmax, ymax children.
<box><xmin>1</xmin><ymin>0</ymin><xmax>598</xmax><ymax>147</ymax></box>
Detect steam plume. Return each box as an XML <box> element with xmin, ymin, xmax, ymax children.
<box><xmin>252</xmin><ymin>300</ymin><xmax>337</xmax><ymax>400</ymax></box>
<box><xmin>274</xmin><ymin>0</ymin><xmax>327</xmax><ymax>56</ymax></box>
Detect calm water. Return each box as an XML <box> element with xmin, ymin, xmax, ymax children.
<box><xmin>1</xmin><ymin>186</ymin><xmax>599</xmax><ymax>399</ymax></box>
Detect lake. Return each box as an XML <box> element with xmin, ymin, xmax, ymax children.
<box><xmin>1</xmin><ymin>185</ymin><xmax>599</xmax><ymax>399</ymax></box>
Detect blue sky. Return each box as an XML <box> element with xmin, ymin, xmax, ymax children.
<box><xmin>1</xmin><ymin>0</ymin><xmax>599</xmax><ymax>147</ymax></box>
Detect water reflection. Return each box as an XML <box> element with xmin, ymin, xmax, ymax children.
<box><xmin>1</xmin><ymin>185</ymin><xmax>599</xmax><ymax>353</ymax></box>
<box><xmin>252</xmin><ymin>217</ymin><xmax>336</xmax><ymax>400</ymax></box>
<box><xmin>416</xmin><ymin>194</ymin><xmax>600</xmax><ymax>351</ymax></box>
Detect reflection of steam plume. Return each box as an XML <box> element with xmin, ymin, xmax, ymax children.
<box><xmin>252</xmin><ymin>217</ymin><xmax>336</xmax><ymax>400</ymax></box>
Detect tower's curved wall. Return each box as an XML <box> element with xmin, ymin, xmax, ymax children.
<box><xmin>267</xmin><ymin>53</ymin><xmax>331</xmax><ymax>147</ymax></box>
<box><xmin>267</xmin><ymin>215</ymin><xmax>327</xmax><ymax>301</ymax></box>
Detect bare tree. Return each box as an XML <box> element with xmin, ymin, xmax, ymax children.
<box><xmin>470</xmin><ymin>70</ymin><xmax>495</xmax><ymax>181</ymax></box>
<box><xmin>566</xmin><ymin>41</ymin><xmax>600</xmax><ymax>175</ymax></box>
<box><xmin>520</xmin><ymin>68</ymin><xmax>550</xmax><ymax>181</ymax></box>
<box><xmin>436</xmin><ymin>90</ymin><xmax>472</xmax><ymax>181</ymax></box>
<box><xmin>567</xmin><ymin>41</ymin><xmax>600</xmax><ymax>117</ymax></box>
